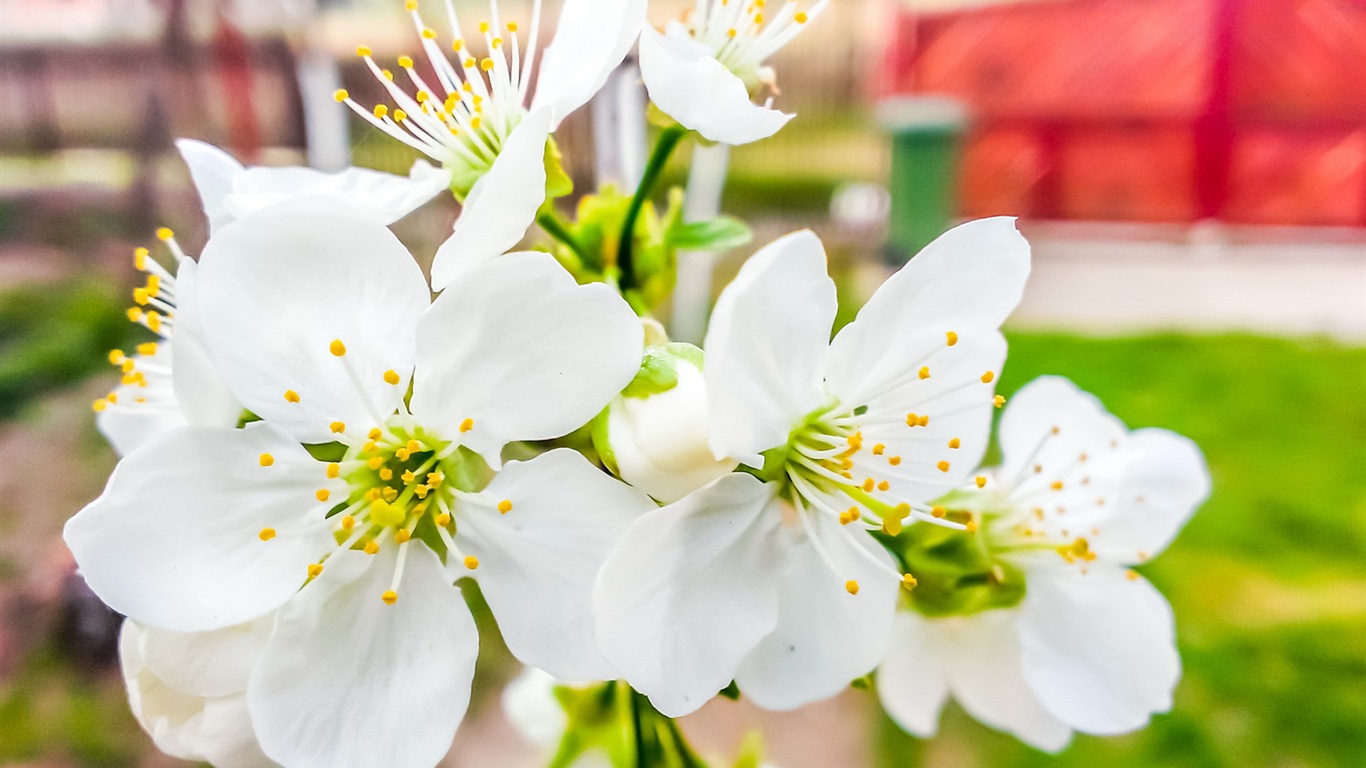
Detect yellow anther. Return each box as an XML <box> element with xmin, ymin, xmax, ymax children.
<box><xmin>384</xmin><ymin>70</ymin><xmax>396</xmax><ymax>82</ymax></box>
<box><xmin>948</xmin><ymin>438</ymin><xmax>961</xmax><ymax>449</ymax></box>
<box><xmin>366</xmin><ymin>488</ymin><xmax>382</xmax><ymax>501</ymax></box>
<box><xmin>422</xmin><ymin>27</ymin><xmax>437</xmax><ymax>39</ymax></box>
<box><xmin>478</xmin><ymin>21</ymin><xmax>490</xmax><ymax>33</ymax></box>
<box><xmin>324</xmin><ymin>464</ymin><xmax>341</xmax><ymax>483</ymax></box>
<box><xmin>333</xmin><ymin>89</ymin><xmax>349</xmax><ymax>103</ymax></box>
<box><xmin>384</xmin><ymin>370</ymin><xmax>401</xmax><ymax>385</ymax></box>
<box><xmin>133</xmin><ymin>288</ymin><xmax>150</xmax><ymax>305</ymax></box>
<box><xmin>316</xmin><ymin>489</ymin><xmax>331</xmax><ymax>502</ymax></box>
<box><xmin>137</xmin><ymin>342</ymin><xmax>158</xmax><ymax>356</ymax></box>
<box><xmin>121</xmin><ymin>358</ymin><xmax>136</xmax><ymax>373</ymax></box>
<box><xmin>259</xmin><ymin>527</ymin><xmax>277</xmax><ymax>541</ymax></box>
<box><xmin>469</xmin><ymin>116</ymin><xmax>482</xmax><ymax>130</ymax></box>
<box><xmin>368</xmin><ymin>456</ymin><xmax>384</xmax><ymax>470</ymax></box>
<box><xmin>156</xmin><ymin>227</ymin><xmax>174</xmax><ymax>241</ymax></box>
<box><xmin>435</xmin><ymin>513</ymin><xmax>451</xmax><ymax>526</ymax></box>
<box><xmin>463</xmin><ymin>57</ymin><xmax>477</xmax><ymax>68</ymax></box>
<box><xmin>415</xmin><ymin>90</ymin><xmax>429</xmax><ymax>104</ymax></box>
<box><xmin>365</xmin><ymin>541</ymin><xmax>381</xmax><ymax>555</ymax></box>
<box><xmin>308</xmin><ymin>564</ymin><xmax>324</xmax><ymax>577</ymax></box>
<box><xmin>918</xmin><ymin>366</ymin><xmax>930</xmax><ymax>380</ymax></box>
<box><xmin>259</xmin><ymin>453</ymin><xmax>275</xmax><ymax>467</ymax></box>
<box><xmin>1051</xmin><ymin>481</ymin><xmax>1065</xmax><ymax>491</ymax></box>
<box><xmin>877</xmin><ymin>480</ymin><xmax>890</xmax><ymax>491</ymax></box>
<box><xmin>426</xmin><ymin>472</ymin><xmax>443</xmax><ymax>487</ymax></box>
<box><xmin>754</xmin><ymin>13</ymin><xmax>765</xmax><ymax>24</ymax></box>
<box><xmin>931</xmin><ymin>505</ymin><xmax>947</xmax><ymax>518</ymax></box>
<box><xmin>981</xmin><ymin>371</ymin><xmax>996</xmax><ymax>384</ymax></box>
<box><xmin>284</xmin><ymin>389</ymin><xmax>300</xmax><ymax>403</ymax></box>
<box><xmin>460</xmin><ymin>418</ymin><xmax>474</xmax><ymax>433</ymax></box>
<box><xmin>464</xmin><ymin>555</ymin><xmax>479</xmax><ymax>570</ymax></box>
<box><xmin>342</xmin><ymin>515</ymin><xmax>356</xmax><ymax>530</ymax></box>
<box><xmin>795</xmin><ymin>11</ymin><xmax>809</xmax><ymax>23</ymax></box>
<box><xmin>145</xmin><ymin>274</ymin><xmax>161</xmax><ymax>296</ymax></box>
<box><xmin>382</xmin><ymin>487</ymin><xmax>398</xmax><ymax>502</ymax></box>
<box><xmin>368</xmin><ymin>428</ymin><xmax>382</xmax><ymax>441</ymax></box>
<box><xmin>946</xmin><ymin>330</ymin><xmax>958</xmax><ymax>346</ymax></box>
<box><xmin>402</xmin><ymin>470</ymin><xmax>416</xmax><ymax>483</ymax></box>
<box><xmin>379</xmin><ymin>468</ymin><xmax>394</xmax><ymax>481</ymax></box>
<box><xmin>134</xmin><ymin>247</ymin><xmax>149</xmax><ymax>270</ymax></box>
<box><xmin>506</xmin><ymin>21</ymin><xmax>518</xmax><ymax>31</ymax></box>
<box><xmin>936</xmin><ymin>460</ymin><xmax>950</xmax><ymax>472</ymax></box>
<box><xmin>492</xmin><ymin>37</ymin><xmax>503</xmax><ymax>48</ymax></box>
<box><xmin>107</xmin><ymin>392</ymin><xmax>118</xmax><ymax>403</ymax></box>
<box><xmin>395</xmin><ymin>529</ymin><xmax>411</xmax><ymax>543</ymax></box>
<box><xmin>126</xmin><ymin>307</ymin><xmax>144</xmax><ymax>323</ymax></box>
<box><xmin>888</xmin><ymin>455</ymin><xmax>902</xmax><ymax>466</ymax></box>
<box><xmin>92</xmin><ymin>399</ymin><xmax>109</xmax><ymax>413</ymax></box>
<box><xmin>414</xmin><ymin>485</ymin><xmax>430</xmax><ymax>499</ymax></box>
<box><xmin>918</xmin><ymin>415</ymin><xmax>930</xmax><ymax>427</ymax></box>
<box><xmin>329</xmin><ymin>339</ymin><xmax>347</xmax><ymax>356</ymax></box>
<box><xmin>966</xmin><ymin>520</ymin><xmax>979</xmax><ymax>533</ymax></box>
<box><xmin>727</xmin><ymin>28</ymin><xmax>737</xmax><ymax>37</ymax></box>
<box><xmin>845</xmin><ymin>580</ymin><xmax>860</xmax><ymax>595</ymax></box>
<box><xmin>994</xmin><ymin>394</ymin><xmax>1006</xmax><ymax>408</ymax></box>
<box><xmin>413</xmin><ymin>503</ymin><xmax>427</xmax><ymax>515</ymax></box>
<box><xmin>382</xmin><ymin>590</ymin><xmax>398</xmax><ymax>605</ymax></box>
<box><xmin>1126</xmin><ymin>569</ymin><xmax>1140</xmax><ymax>581</ymax></box>
<box><xmin>480</xmin><ymin>58</ymin><xmax>495</xmax><ymax>71</ymax></box>
<box><xmin>370</xmin><ymin>499</ymin><xmax>403</xmax><ymax>526</ymax></box>
<box><xmin>398</xmin><ymin>55</ymin><xmax>415</xmax><ymax>68</ymax></box>
<box><xmin>901</xmin><ymin>573</ymin><xmax>918</xmax><ymax>589</ymax></box>
<box><xmin>373</xmin><ymin>104</ymin><xmax>390</xmax><ymax>119</ymax></box>
<box><xmin>404</xmin><ymin>0</ymin><xmax>417</xmax><ymax>9</ymax></box>
<box><xmin>905</xmin><ymin>412</ymin><xmax>919</xmax><ymax>426</ymax></box>
<box><xmin>872</xmin><ymin>443</ymin><xmax>885</xmax><ymax>456</ymax></box>
<box><xmin>498</xmin><ymin>499</ymin><xmax>513</xmax><ymax>514</ymax></box>
<box><xmin>452</xmin><ymin>39</ymin><xmax>464</xmax><ymax>52</ymax></box>
<box><xmin>108</xmin><ymin>349</ymin><xmax>126</xmax><ymax>365</ymax></box>
<box><xmin>405</xmin><ymin>439</ymin><xmax>421</xmax><ymax>453</ymax></box>
<box><xmin>356</xmin><ymin>45</ymin><xmax>373</xmax><ymax>57</ymax></box>
<box><xmin>330</xmin><ymin>422</ymin><xmax>346</xmax><ymax>435</ymax></box>
<box><xmin>396</xmin><ymin>449</ymin><xmax>411</xmax><ymax>461</ymax></box>
<box><xmin>862</xmin><ymin>478</ymin><xmax>875</xmax><ymax>492</ymax></box>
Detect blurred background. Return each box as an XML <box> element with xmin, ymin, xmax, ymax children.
<box><xmin>0</xmin><ymin>0</ymin><xmax>1363</xmax><ymax>766</ymax></box>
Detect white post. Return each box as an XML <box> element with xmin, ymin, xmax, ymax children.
<box><xmin>593</xmin><ymin>57</ymin><xmax>648</xmax><ymax>190</ymax></box>
<box><xmin>670</xmin><ymin>142</ymin><xmax>731</xmax><ymax>344</ymax></box>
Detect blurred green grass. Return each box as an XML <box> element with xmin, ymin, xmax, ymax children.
<box><xmin>1</xmin><ymin>289</ymin><xmax>1362</xmax><ymax>765</ymax></box>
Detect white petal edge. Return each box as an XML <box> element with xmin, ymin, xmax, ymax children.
<box><xmin>877</xmin><ymin>613</ymin><xmax>951</xmax><ymax>739</ymax></box>
<box><xmin>226</xmin><ymin>160</ymin><xmax>449</xmax><ymax>227</ymax></box>
<box><xmin>530</xmin><ymin>0</ymin><xmax>647</xmax><ymax>127</ymax></box>
<box><xmin>175</xmin><ymin>139</ymin><xmax>244</xmax><ymax>234</ymax></box>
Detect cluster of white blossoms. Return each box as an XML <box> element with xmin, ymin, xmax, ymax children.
<box><xmin>66</xmin><ymin>2</ymin><xmax>1209</xmax><ymax>767</ymax></box>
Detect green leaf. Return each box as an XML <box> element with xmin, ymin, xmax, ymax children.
<box><xmin>669</xmin><ymin>217</ymin><xmax>753</xmax><ymax>251</ymax></box>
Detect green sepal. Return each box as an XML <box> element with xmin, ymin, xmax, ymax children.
<box><xmin>303</xmin><ymin>441</ymin><xmax>348</xmax><ymax>463</ymax></box>
<box><xmin>620</xmin><ymin>343</ymin><xmax>704</xmax><ymax>399</ymax></box>
<box><xmin>668</xmin><ymin>216</ymin><xmax>753</xmax><ymax>251</ymax></box>
<box><xmin>544</xmin><ymin>135</ymin><xmax>574</xmax><ymax>200</ymax></box>
<box><xmin>731</xmin><ymin>732</ymin><xmax>766</xmax><ymax>768</ymax></box>
<box><xmin>877</xmin><ymin>509</ymin><xmax>1028</xmax><ymax>617</ymax></box>
<box><xmin>717</xmin><ymin>680</ymin><xmax>741</xmax><ymax>700</ymax></box>
<box><xmin>236</xmin><ymin>409</ymin><xmax>262</xmax><ymax>429</ymax></box>
<box><xmin>591</xmin><ymin>405</ymin><xmax>620</xmax><ymax>477</ymax></box>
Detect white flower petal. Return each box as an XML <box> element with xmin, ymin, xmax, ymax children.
<box><xmin>531</xmin><ymin>0</ymin><xmax>647</xmax><ymax>127</ymax></box>
<box><xmin>457</xmin><ymin>449</ymin><xmax>653</xmax><ymax>680</ymax></box>
<box><xmin>876</xmin><ymin>613</ymin><xmax>951</xmax><ymax>739</ymax></box>
<box><xmin>414</xmin><ymin>251</ymin><xmax>642</xmax><ymax>468</ymax></box>
<box><xmin>735</xmin><ymin>516</ymin><xmax>899</xmax><ymax>710</ymax></box>
<box><xmin>64</xmin><ymin>424</ymin><xmax>339</xmax><ymax>632</ymax></box>
<box><xmin>639</xmin><ymin>26</ymin><xmax>792</xmax><ymax>145</ymax></box>
<box><xmin>430</xmin><ymin>110</ymin><xmax>551</xmax><ymax>291</ymax></box>
<box><xmin>824</xmin><ymin>217</ymin><xmax>1030</xmax><ymax>407</ymax></box>
<box><xmin>249</xmin><ymin>544</ymin><xmax>478</xmax><ymax>768</ymax></box>
<box><xmin>176</xmin><ymin>139</ymin><xmax>244</xmax><ymax>234</ymax></box>
<box><xmin>169</xmin><ymin>259</ymin><xmax>242</xmax><ymax>428</ymax></box>
<box><xmin>96</xmin><ymin>396</ymin><xmax>188</xmax><ymax>458</ymax></box>
<box><xmin>141</xmin><ymin>616</ymin><xmax>274</xmax><ymax>699</ymax></box>
<box><xmin>594</xmin><ymin>474</ymin><xmax>786</xmax><ymax>717</ymax></box>
<box><xmin>226</xmin><ymin>160</ymin><xmax>448</xmax><ymax>226</ymax></box>
<box><xmin>1089</xmin><ymin>428</ymin><xmax>1209</xmax><ymax>562</ymax></box>
<box><xmin>998</xmin><ymin>376</ymin><xmax>1126</xmax><ymax>479</ymax></box>
<box><xmin>197</xmin><ymin>199</ymin><xmax>430</xmax><ymax>443</ymax></box>
<box><xmin>705</xmin><ymin>230</ymin><xmax>836</xmax><ymax>466</ymax></box>
<box><xmin>502</xmin><ymin>667</ymin><xmax>570</xmax><ymax>747</ymax></box>
<box><xmin>1019</xmin><ymin>567</ymin><xmax>1181</xmax><ymax>735</ymax></box>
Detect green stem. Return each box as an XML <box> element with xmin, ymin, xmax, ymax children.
<box><xmin>538</xmin><ymin>210</ymin><xmax>590</xmax><ymax>262</ymax></box>
<box><xmin>618</xmin><ymin>125</ymin><xmax>689</xmax><ymax>293</ymax></box>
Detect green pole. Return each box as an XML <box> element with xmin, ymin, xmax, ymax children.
<box><xmin>877</xmin><ymin>96</ymin><xmax>970</xmax><ymax>263</ymax></box>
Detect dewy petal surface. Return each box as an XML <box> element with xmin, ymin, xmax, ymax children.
<box><xmin>456</xmin><ymin>449</ymin><xmax>653</xmax><ymax>680</ymax></box>
<box><xmin>594</xmin><ymin>474</ymin><xmax>786</xmax><ymax>717</ymax></box>
<box><xmin>531</xmin><ymin>0</ymin><xmax>647</xmax><ymax>126</ymax></box>
<box><xmin>1018</xmin><ymin>567</ymin><xmax>1181</xmax><ymax>735</ymax></box>
<box><xmin>249</xmin><ymin>545</ymin><xmax>478</xmax><ymax>768</ymax></box>
<box><xmin>734</xmin><ymin>515</ymin><xmax>900</xmax><ymax>710</ymax></box>
<box><xmin>705</xmin><ymin>230</ymin><xmax>836</xmax><ymax>465</ymax></box>
<box><xmin>824</xmin><ymin>217</ymin><xmax>1030</xmax><ymax>407</ymax></box>
<box><xmin>639</xmin><ymin>25</ymin><xmax>793</xmax><ymax>145</ymax></box>
<box><xmin>414</xmin><ymin>251</ymin><xmax>642</xmax><ymax>467</ymax></box>
<box><xmin>430</xmin><ymin>110</ymin><xmax>552</xmax><ymax>291</ymax></box>
<box><xmin>197</xmin><ymin>199</ymin><xmax>430</xmax><ymax>444</ymax></box>
<box><xmin>65</xmin><ymin>423</ymin><xmax>339</xmax><ymax>633</ymax></box>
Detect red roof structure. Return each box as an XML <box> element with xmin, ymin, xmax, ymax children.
<box><xmin>881</xmin><ymin>0</ymin><xmax>1366</xmax><ymax>226</ymax></box>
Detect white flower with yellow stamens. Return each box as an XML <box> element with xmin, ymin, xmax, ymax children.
<box><xmin>66</xmin><ymin>199</ymin><xmax>651</xmax><ymax>768</ymax></box>
<box><xmin>176</xmin><ymin>139</ymin><xmax>449</xmax><ymax>235</ymax></box>
<box><xmin>341</xmin><ymin>0</ymin><xmax>646</xmax><ymax>289</ymax></box>
<box><xmin>95</xmin><ymin>228</ymin><xmax>240</xmax><ymax>456</ymax></box>
<box><xmin>878</xmin><ymin>376</ymin><xmax>1209</xmax><ymax>751</ymax></box>
<box><xmin>639</xmin><ymin>0</ymin><xmax>827</xmax><ymax>145</ymax></box>
<box><xmin>594</xmin><ymin>218</ymin><xmax>1031</xmax><ymax>716</ymax></box>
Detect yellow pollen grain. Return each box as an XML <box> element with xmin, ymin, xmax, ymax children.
<box><xmin>994</xmin><ymin>394</ymin><xmax>1006</xmax><ymax>408</ymax></box>
<box><xmin>379</xmin><ymin>468</ymin><xmax>394</xmax><ymax>481</ymax></box>
<box><xmin>415</xmin><ymin>90</ymin><xmax>429</xmax><ymax>104</ymax></box>
<box><xmin>308</xmin><ymin>564</ymin><xmax>324</xmax><ymax>577</ymax></box>
<box><xmin>506</xmin><ymin>21</ymin><xmax>517</xmax><ymax>31</ymax></box>
<box><xmin>872</xmin><ymin>443</ymin><xmax>885</xmax><ymax>456</ymax></box>
<box><xmin>156</xmin><ymin>227</ymin><xmax>174</xmax><ymax>241</ymax></box>
<box><xmin>918</xmin><ymin>366</ymin><xmax>930</xmax><ymax>380</ymax></box>
<box><xmin>460</xmin><ymin>418</ymin><xmax>474</xmax><ymax>433</ymax></box>
<box><xmin>414</xmin><ymin>485</ymin><xmax>430</xmax><ymax>499</ymax></box>
<box><xmin>374</xmin><ymin>104</ymin><xmax>389</xmax><ymax>119</ymax></box>
<box><xmin>133</xmin><ymin>287</ymin><xmax>150</xmax><ymax>305</ymax></box>
<box><xmin>329</xmin><ymin>339</ymin><xmax>347</xmax><ymax>356</ymax></box>
<box><xmin>906</xmin><ymin>412</ymin><xmax>918</xmax><ymax>426</ymax></box>
<box><xmin>404</xmin><ymin>0</ymin><xmax>417</xmax><ymax>9</ymax></box>
<box><xmin>464</xmin><ymin>555</ymin><xmax>479</xmax><ymax>570</ymax></box>
<box><xmin>356</xmin><ymin>45</ymin><xmax>372</xmax><ymax>57</ymax></box>
<box><xmin>259</xmin><ymin>453</ymin><xmax>275</xmax><ymax>467</ymax></box>
<box><xmin>134</xmin><ymin>248</ymin><xmax>149</xmax><ymax>269</ymax></box>
<box><xmin>862</xmin><ymin>478</ymin><xmax>875</xmax><ymax>492</ymax></box>
<box><xmin>795</xmin><ymin>11</ymin><xmax>809</xmax><ymax>23</ymax></box>
<box><xmin>948</xmin><ymin>437</ymin><xmax>961</xmax><ymax>449</ymax></box>
<box><xmin>946</xmin><ymin>330</ymin><xmax>958</xmax><ymax>346</ymax></box>
<box><xmin>382</xmin><ymin>590</ymin><xmax>398</xmax><ymax>605</ymax></box>
<box><xmin>463</xmin><ymin>57</ymin><xmax>477</xmax><ymax>68</ymax></box>
<box><xmin>108</xmin><ymin>349</ymin><xmax>125</xmax><ymax>365</ymax></box>
<box><xmin>333</xmin><ymin>89</ymin><xmax>349</xmax><ymax>102</ymax></box>
<box><xmin>845</xmin><ymin>580</ymin><xmax>860</xmax><ymax>595</ymax></box>
<box><xmin>316</xmin><ymin>489</ymin><xmax>331</xmax><ymax>502</ymax></box>
<box><xmin>479</xmin><ymin>21</ymin><xmax>490</xmax><ymax>33</ymax></box>
<box><xmin>975</xmin><ymin>475</ymin><xmax>987</xmax><ymax>488</ymax></box>
<box><xmin>435</xmin><ymin>513</ymin><xmax>452</xmax><ymax>526</ymax></box>
<box><xmin>398</xmin><ymin>55</ymin><xmax>414</xmax><ymax>68</ymax></box>
<box><xmin>342</xmin><ymin>515</ymin><xmax>355</xmax><ymax>530</ymax></box>
<box><xmin>284</xmin><ymin>389</ymin><xmax>300</xmax><ymax>403</ymax></box>
<box><xmin>364</xmin><ymin>541</ymin><xmax>380</xmax><ymax>555</ymax></box>
<box><xmin>395</xmin><ymin>529</ymin><xmax>411</xmax><ymax>543</ymax></box>
<box><xmin>902</xmin><ymin>573</ymin><xmax>918</xmax><ymax>589</ymax></box>
<box><xmin>382</xmin><ymin>488</ymin><xmax>399</xmax><ymax>502</ymax></box>
<box><xmin>931</xmin><ymin>505</ymin><xmax>947</xmax><ymax>518</ymax></box>
<box><xmin>367</xmin><ymin>456</ymin><xmax>384</xmax><ymax>470</ymax></box>
<box><xmin>258</xmin><ymin>527</ymin><xmax>276</xmax><ymax>541</ymax></box>
<box><xmin>480</xmin><ymin>58</ymin><xmax>495</xmax><ymax>71</ymax></box>
<box><xmin>383</xmin><ymin>370</ymin><xmax>401</xmax><ymax>385</ymax></box>
<box><xmin>1051</xmin><ymin>481</ymin><xmax>1065</xmax><ymax>491</ymax></box>
<box><xmin>395</xmin><ymin>448</ymin><xmax>411</xmax><ymax>462</ymax></box>
<box><xmin>406</xmin><ymin>439</ymin><xmax>421</xmax><ymax>453</ymax></box>
<box><xmin>981</xmin><ymin>371</ymin><xmax>996</xmax><ymax>384</ymax></box>
<box><xmin>937</xmin><ymin>460</ymin><xmax>950</xmax><ymax>472</ymax></box>
<box><xmin>402</xmin><ymin>470</ymin><xmax>416</xmax><ymax>483</ymax></box>
<box><xmin>422</xmin><ymin>27</ymin><xmax>437</xmax><ymax>39</ymax></box>
<box><xmin>727</xmin><ymin>28</ymin><xmax>737</xmax><ymax>37</ymax></box>
<box><xmin>888</xmin><ymin>455</ymin><xmax>902</xmax><ymax>466</ymax></box>
<box><xmin>365</xmin><ymin>488</ymin><xmax>381</xmax><ymax>501</ymax></box>
<box><xmin>327</xmin><ymin>463</ymin><xmax>341</xmax><ymax>479</ymax></box>
<box><xmin>498</xmin><ymin>499</ymin><xmax>513</xmax><ymax>514</ymax></box>
<box><xmin>966</xmin><ymin>520</ymin><xmax>979</xmax><ymax>533</ymax></box>
<box><xmin>918</xmin><ymin>414</ymin><xmax>930</xmax><ymax>427</ymax></box>
<box><xmin>135</xmin><ymin>342</ymin><xmax>157</xmax><ymax>357</ymax></box>
<box><xmin>330</xmin><ymin>421</ymin><xmax>346</xmax><ymax>434</ymax></box>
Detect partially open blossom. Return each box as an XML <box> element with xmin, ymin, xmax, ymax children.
<box><xmin>877</xmin><ymin>376</ymin><xmax>1210</xmax><ymax>750</ymax></box>
<box><xmin>595</xmin><ymin>219</ymin><xmax>1031</xmax><ymax>716</ymax></box>
<box><xmin>67</xmin><ymin>200</ymin><xmax>650</xmax><ymax>768</ymax></box>
<box><xmin>340</xmin><ymin>0</ymin><xmax>646</xmax><ymax>288</ymax></box>
<box><xmin>177</xmin><ymin>139</ymin><xmax>448</xmax><ymax>235</ymax></box>
<box><xmin>119</xmin><ymin>617</ymin><xmax>276</xmax><ymax>768</ymax></box>
<box><xmin>94</xmin><ymin>229</ymin><xmax>239</xmax><ymax>456</ymax></box>
<box><xmin>639</xmin><ymin>1</ymin><xmax>828</xmax><ymax>145</ymax></box>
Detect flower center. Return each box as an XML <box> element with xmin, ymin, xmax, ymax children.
<box><xmin>689</xmin><ymin>0</ymin><xmax>821</xmax><ymax>89</ymax></box>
